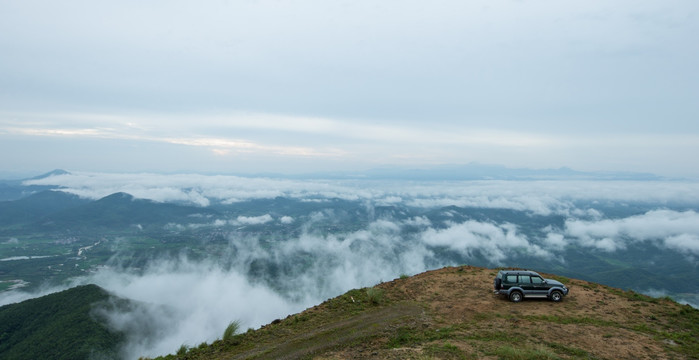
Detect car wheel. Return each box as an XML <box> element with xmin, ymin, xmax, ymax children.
<box><xmin>550</xmin><ymin>291</ymin><xmax>563</xmax><ymax>302</ymax></box>
<box><xmin>509</xmin><ymin>291</ymin><xmax>523</xmax><ymax>303</ymax></box>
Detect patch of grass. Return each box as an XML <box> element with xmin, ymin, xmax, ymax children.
<box><xmin>530</xmin><ymin>304</ymin><xmax>698</xmax><ymax>358</ymax></box>
<box><xmin>324</xmin><ymin>288</ymin><xmax>370</xmax><ymax>313</ymax></box>
<box><xmin>425</xmin><ymin>342</ymin><xmax>468</xmax><ymax>359</ymax></box>
<box><xmin>608</xmin><ymin>288</ymin><xmax>662</xmax><ymax>303</ymax></box>
<box><xmin>546</xmin><ymin>342</ymin><xmax>591</xmax><ymax>358</ymax></box>
<box><xmin>366</xmin><ymin>287</ymin><xmax>385</xmax><ymax>305</ymax></box>
<box><xmin>659</xmin><ymin>305</ymin><xmax>699</xmax><ymax>357</ymax></box>
<box><xmin>223</xmin><ymin>320</ymin><xmax>240</xmax><ymax>342</ymax></box>
<box><xmin>526</xmin><ymin>314</ymin><xmax>616</xmax><ymax>327</ymax></box>
<box><xmin>292</xmin><ymin>314</ymin><xmax>309</xmax><ymax>324</ymax></box>
<box><xmin>632</xmin><ymin>323</ymin><xmax>654</xmax><ymax>333</ymax></box>
<box><xmin>387</xmin><ymin>326</ymin><xmax>455</xmax><ymax>348</ymax></box>
<box><xmin>465</xmin><ymin>330</ymin><xmax>515</xmax><ymax>342</ymax></box>
<box><xmin>578</xmin><ymin>282</ymin><xmax>598</xmax><ymax>290</ymax></box>
<box><xmin>472</xmin><ymin>312</ymin><xmax>495</xmax><ymax>321</ymax></box>
<box><xmin>399</xmin><ymin>274</ymin><xmax>410</xmax><ymax>279</ymax></box>
<box><xmin>548</xmin><ymin>275</ymin><xmax>569</xmax><ymax>285</ymax></box>
<box><xmin>494</xmin><ymin>344</ymin><xmax>561</xmax><ymax>360</ymax></box>
<box><xmin>388</xmin><ymin>327</ymin><xmax>423</xmax><ymax>348</ymax></box>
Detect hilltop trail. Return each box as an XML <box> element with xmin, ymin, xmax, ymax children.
<box><xmin>157</xmin><ymin>266</ymin><xmax>698</xmax><ymax>360</ymax></box>
<box><xmin>232</xmin><ymin>303</ymin><xmax>426</xmax><ymax>360</ymax></box>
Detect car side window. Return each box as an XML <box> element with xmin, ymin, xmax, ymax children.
<box><xmin>520</xmin><ymin>275</ymin><xmax>531</xmax><ymax>283</ymax></box>
<box><xmin>505</xmin><ymin>275</ymin><xmax>517</xmax><ymax>283</ymax></box>
<box><xmin>531</xmin><ymin>276</ymin><xmax>543</xmax><ymax>284</ymax></box>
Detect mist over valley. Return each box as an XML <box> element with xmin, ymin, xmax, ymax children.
<box><xmin>1</xmin><ymin>170</ymin><xmax>697</xmax><ymax>358</ymax></box>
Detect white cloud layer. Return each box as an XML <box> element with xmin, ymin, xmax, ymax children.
<box><xmin>24</xmin><ymin>172</ymin><xmax>699</xmax><ymax>216</ymax></box>
<box><xmin>422</xmin><ymin>221</ymin><xmax>551</xmax><ymax>263</ymax></box>
<box><xmin>1</xmin><ymin>187</ymin><xmax>697</xmax><ymax>358</ymax></box>
<box><xmin>559</xmin><ymin>210</ymin><xmax>699</xmax><ymax>254</ymax></box>
<box><xmin>235</xmin><ymin>214</ymin><xmax>273</xmax><ymax>225</ymax></box>
<box><xmin>87</xmin><ymin>259</ymin><xmax>302</xmax><ymax>359</ymax></box>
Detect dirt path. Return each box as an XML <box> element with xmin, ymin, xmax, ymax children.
<box><xmin>230</xmin><ymin>303</ymin><xmax>426</xmax><ymax>360</ymax></box>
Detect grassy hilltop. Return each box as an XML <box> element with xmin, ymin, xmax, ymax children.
<box><xmin>152</xmin><ymin>266</ymin><xmax>698</xmax><ymax>360</ymax></box>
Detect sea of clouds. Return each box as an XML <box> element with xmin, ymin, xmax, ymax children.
<box><xmin>3</xmin><ymin>172</ymin><xmax>698</xmax><ymax>358</ymax></box>
<box><xmin>24</xmin><ymin>171</ymin><xmax>699</xmax><ymax>214</ymax></box>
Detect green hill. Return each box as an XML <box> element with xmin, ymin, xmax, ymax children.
<box><xmin>0</xmin><ymin>190</ymin><xmax>88</xmax><ymax>226</ymax></box>
<box><xmin>0</xmin><ymin>284</ymin><xmax>125</xmax><ymax>360</ymax></box>
<box><xmin>152</xmin><ymin>266</ymin><xmax>698</xmax><ymax>360</ymax></box>
<box><xmin>36</xmin><ymin>192</ymin><xmax>219</xmax><ymax>230</ymax></box>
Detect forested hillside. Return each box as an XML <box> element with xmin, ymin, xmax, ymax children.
<box><xmin>0</xmin><ymin>284</ymin><xmax>125</xmax><ymax>360</ymax></box>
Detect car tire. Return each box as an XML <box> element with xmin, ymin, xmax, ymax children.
<box><xmin>509</xmin><ymin>291</ymin><xmax>523</xmax><ymax>303</ymax></box>
<box><xmin>550</xmin><ymin>290</ymin><xmax>563</xmax><ymax>302</ymax></box>
<box><xmin>494</xmin><ymin>278</ymin><xmax>502</xmax><ymax>290</ymax></box>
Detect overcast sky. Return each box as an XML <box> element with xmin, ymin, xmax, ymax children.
<box><xmin>1</xmin><ymin>0</ymin><xmax>698</xmax><ymax>177</ymax></box>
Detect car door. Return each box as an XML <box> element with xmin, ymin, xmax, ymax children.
<box><xmin>519</xmin><ymin>275</ymin><xmax>535</xmax><ymax>296</ymax></box>
<box><xmin>503</xmin><ymin>274</ymin><xmax>518</xmax><ymax>291</ymax></box>
<box><xmin>530</xmin><ymin>275</ymin><xmax>548</xmax><ymax>296</ymax></box>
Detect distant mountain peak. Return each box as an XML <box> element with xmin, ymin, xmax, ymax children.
<box><xmin>27</xmin><ymin>169</ymin><xmax>70</xmax><ymax>180</ymax></box>
<box><xmin>99</xmin><ymin>192</ymin><xmax>135</xmax><ymax>202</ymax></box>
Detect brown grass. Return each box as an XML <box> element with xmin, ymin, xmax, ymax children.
<box><xmin>153</xmin><ymin>266</ymin><xmax>698</xmax><ymax>360</ymax></box>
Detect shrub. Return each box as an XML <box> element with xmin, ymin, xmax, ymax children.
<box><xmin>176</xmin><ymin>344</ymin><xmax>188</xmax><ymax>356</ymax></box>
<box><xmin>223</xmin><ymin>320</ymin><xmax>241</xmax><ymax>342</ymax></box>
<box><xmin>366</xmin><ymin>287</ymin><xmax>385</xmax><ymax>305</ymax></box>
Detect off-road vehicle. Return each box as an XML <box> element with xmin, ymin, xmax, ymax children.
<box><xmin>493</xmin><ymin>270</ymin><xmax>569</xmax><ymax>302</ymax></box>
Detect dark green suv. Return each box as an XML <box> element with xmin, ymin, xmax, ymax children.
<box><xmin>493</xmin><ymin>270</ymin><xmax>569</xmax><ymax>302</ymax></box>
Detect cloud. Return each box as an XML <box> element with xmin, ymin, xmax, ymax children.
<box><xmin>641</xmin><ymin>289</ymin><xmax>699</xmax><ymax>309</ymax></box>
<box><xmin>234</xmin><ymin>214</ymin><xmax>273</xmax><ymax>225</ymax></box>
<box><xmin>280</xmin><ymin>216</ymin><xmax>294</xmax><ymax>224</ymax></box>
<box><xmin>542</xmin><ymin>232</ymin><xmax>567</xmax><ymax>251</ymax></box>
<box><xmin>402</xmin><ymin>216</ymin><xmax>432</xmax><ymax>227</ymax></box>
<box><xmin>23</xmin><ymin>172</ymin><xmax>699</xmax><ymax>216</ymax></box>
<box><xmin>0</xmin><ymin>112</ymin><xmax>345</xmax><ymax>163</ymax></box>
<box><xmin>4</xmin><ymin>111</ymin><xmax>699</xmax><ymax>177</ymax></box>
<box><xmin>557</xmin><ymin>210</ymin><xmax>699</xmax><ymax>255</ymax></box>
<box><xmin>0</xmin><ymin>111</ymin><xmax>564</xmax><ymax>162</ymax></box>
<box><xmin>664</xmin><ymin>234</ymin><xmax>699</xmax><ymax>255</ymax></box>
<box><xmin>2</xmin><ymin>0</ymin><xmax>699</xmax><ymax>177</ymax></box>
<box><xmin>0</xmin><ymin>283</ymin><xmax>69</xmax><ymax>307</ymax></box>
<box><xmin>86</xmin><ymin>259</ymin><xmax>303</xmax><ymax>359</ymax></box>
<box><xmin>421</xmin><ymin>221</ymin><xmax>552</xmax><ymax>263</ymax></box>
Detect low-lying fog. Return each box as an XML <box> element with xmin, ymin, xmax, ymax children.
<box><xmin>2</xmin><ymin>172</ymin><xmax>698</xmax><ymax>359</ymax></box>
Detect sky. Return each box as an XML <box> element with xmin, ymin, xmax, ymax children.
<box><xmin>1</xmin><ymin>0</ymin><xmax>698</xmax><ymax>177</ymax></box>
